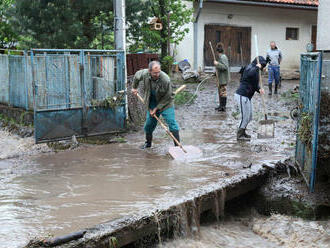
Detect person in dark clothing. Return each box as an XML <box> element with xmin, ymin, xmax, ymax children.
<box><xmin>235</xmin><ymin>56</ymin><xmax>266</xmax><ymax>140</ymax></box>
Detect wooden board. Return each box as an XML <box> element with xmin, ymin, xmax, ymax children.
<box><xmin>168</xmin><ymin>145</ymin><xmax>203</xmax><ymax>161</ymax></box>
<box><xmin>204</xmin><ymin>25</ymin><xmax>251</xmax><ymax>67</ymax></box>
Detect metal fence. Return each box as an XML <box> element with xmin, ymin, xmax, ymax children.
<box><xmin>32</xmin><ymin>50</ymin><xmax>117</xmax><ymax>110</ymax></box>
<box><xmin>0</xmin><ymin>52</ymin><xmax>33</xmax><ymax>109</ymax></box>
<box><xmin>0</xmin><ymin>49</ymin><xmax>126</xmax><ymax>142</ymax></box>
<box><xmin>296</xmin><ymin>51</ymin><xmax>330</xmax><ymax>192</ymax></box>
<box><xmin>31</xmin><ymin>49</ymin><xmax>126</xmax><ymax>143</ymax></box>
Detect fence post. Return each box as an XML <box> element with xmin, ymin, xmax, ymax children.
<box><xmin>310</xmin><ymin>52</ymin><xmax>323</xmax><ymax>192</ymax></box>
<box><xmin>31</xmin><ymin>50</ymin><xmax>37</xmax><ymax>141</ymax></box>
<box><xmin>80</xmin><ymin>50</ymin><xmax>88</xmax><ymax>135</ymax></box>
<box><xmin>6</xmin><ymin>53</ymin><xmax>10</xmax><ymax>106</ymax></box>
<box><xmin>116</xmin><ymin>52</ymin><xmax>125</xmax><ymax>92</ymax></box>
<box><xmin>8</xmin><ymin>52</ymin><xmax>12</xmax><ymax>107</ymax></box>
<box><xmin>24</xmin><ymin>51</ymin><xmax>29</xmax><ymax>110</ymax></box>
<box><xmin>64</xmin><ymin>54</ymin><xmax>70</xmax><ymax>109</ymax></box>
<box><xmin>44</xmin><ymin>52</ymin><xmax>49</xmax><ymax>108</ymax></box>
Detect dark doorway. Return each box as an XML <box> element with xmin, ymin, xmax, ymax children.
<box><xmin>311</xmin><ymin>25</ymin><xmax>317</xmax><ymax>51</ymax></box>
<box><xmin>204</xmin><ymin>25</ymin><xmax>251</xmax><ymax>67</ymax></box>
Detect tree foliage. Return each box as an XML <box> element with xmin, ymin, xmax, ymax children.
<box><xmin>0</xmin><ymin>0</ymin><xmax>19</xmax><ymax>48</ymax></box>
<box><xmin>127</xmin><ymin>0</ymin><xmax>193</xmax><ymax>59</ymax></box>
<box><xmin>3</xmin><ymin>0</ymin><xmax>193</xmax><ymax>56</ymax></box>
<box><xmin>12</xmin><ymin>0</ymin><xmax>114</xmax><ymax>49</ymax></box>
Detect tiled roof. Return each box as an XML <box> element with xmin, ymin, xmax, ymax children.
<box><xmin>249</xmin><ymin>0</ymin><xmax>318</xmax><ymax>6</ymax></box>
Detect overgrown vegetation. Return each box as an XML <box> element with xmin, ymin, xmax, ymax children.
<box><xmin>90</xmin><ymin>92</ymin><xmax>125</xmax><ymax>109</ymax></box>
<box><xmin>0</xmin><ymin>112</ymin><xmax>32</xmax><ymax>127</ymax></box>
<box><xmin>174</xmin><ymin>91</ymin><xmax>196</xmax><ymax>105</ymax></box>
<box><xmin>280</xmin><ymin>90</ymin><xmax>300</xmax><ymax>101</ymax></box>
<box><xmin>298</xmin><ymin>112</ymin><xmax>313</xmax><ymax>148</ymax></box>
<box><xmin>0</xmin><ymin>113</ymin><xmax>34</xmax><ymax>137</ymax></box>
<box><xmin>161</xmin><ymin>55</ymin><xmax>174</xmax><ymax>74</ymax></box>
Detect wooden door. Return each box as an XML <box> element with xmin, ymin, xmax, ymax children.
<box><xmin>204</xmin><ymin>25</ymin><xmax>251</xmax><ymax>67</ymax></box>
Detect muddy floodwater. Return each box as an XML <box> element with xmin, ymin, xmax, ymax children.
<box><xmin>0</xmin><ymin>78</ymin><xmax>316</xmax><ymax>247</ymax></box>
<box><xmin>160</xmin><ymin>213</ymin><xmax>330</xmax><ymax>248</ymax></box>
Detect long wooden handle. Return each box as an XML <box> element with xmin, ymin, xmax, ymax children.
<box><xmin>135</xmin><ymin>92</ymin><xmax>187</xmax><ymax>153</ymax></box>
<box><xmin>254</xmin><ymin>35</ymin><xmax>268</xmax><ymax>120</ymax></box>
<box><xmin>153</xmin><ymin>114</ymin><xmax>187</xmax><ymax>153</ymax></box>
<box><xmin>209</xmin><ymin>41</ymin><xmax>221</xmax><ymax>91</ymax></box>
<box><xmin>174</xmin><ymin>85</ymin><xmax>186</xmax><ymax>95</ymax></box>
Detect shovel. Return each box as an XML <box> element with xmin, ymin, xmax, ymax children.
<box><xmin>254</xmin><ymin>35</ymin><xmax>275</xmax><ymax>139</ymax></box>
<box><xmin>135</xmin><ymin>92</ymin><xmax>202</xmax><ymax>160</ymax></box>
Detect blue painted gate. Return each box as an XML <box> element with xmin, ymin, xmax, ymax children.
<box><xmin>295</xmin><ymin>52</ymin><xmax>323</xmax><ymax>192</ymax></box>
<box><xmin>31</xmin><ymin>49</ymin><xmax>126</xmax><ymax>143</ymax></box>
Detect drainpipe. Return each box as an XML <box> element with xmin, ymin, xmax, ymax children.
<box><xmin>194</xmin><ymin>0</ymin><xmax>203</xmax><ymax>70</ymax></box>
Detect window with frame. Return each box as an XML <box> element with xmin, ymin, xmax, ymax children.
<box><xmin>286</xmin><ymin>28</ymin><xmax>299</xmax><ymax>40</ymax></box>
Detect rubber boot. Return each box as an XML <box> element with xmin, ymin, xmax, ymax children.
<box><xmin>274</xmin><ymin>84</ymin><xmax>278</xmax><ymax>94</ymax></box>
<box><xmin>218</xmin><ymin>97</ymin><xmax>227</xmax><ymax>112</ymax></box>
<box><xmin>243</xmin><ymin>129</ymin><xmax>251</xmax><ymax>139</ymax></box>
<box><xmin>215</xmin><ymin>98</ymin><xmax>221</xmax><ymax>111</ymax></box>
<box><xmin>237</xmin><ymin>128</ymin><xmax>250</xmax><ymax>141</ymax></box>
<box><xmin>171</xmin><ymin>130</ymin><xmax>180</xmax><ymax>146</ymax></box>
<box><xmin>141</xmin><ymin>133</ymin><xmax>152</xmax><ymax>149</ymax></box>
<box><xmin>268</xmin><ymin>84</ymin><xmax>272</xmax><ymax>95</ymax></box>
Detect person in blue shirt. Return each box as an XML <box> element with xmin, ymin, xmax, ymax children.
<box><xmin>266</xmin><ymin>41</ymin><xmax>282</xmax><ymax>95</ymax></box>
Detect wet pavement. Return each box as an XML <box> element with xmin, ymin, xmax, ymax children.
<box><xmin>0</xmin><ymin>76</ymin><xmax>299</xmax><ymax>247</ymax></box>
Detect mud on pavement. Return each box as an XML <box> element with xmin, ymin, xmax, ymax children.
<box><xmin>0</xmin><ymin>74</ymin><xmax>318</xmax><ymax>248</ymax></box>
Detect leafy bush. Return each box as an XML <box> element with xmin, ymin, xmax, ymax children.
<box><xmin>174</xmin><ymin>91</ymin><xmax>196</xmax><ymax>105</ymax></box>
<box><xmin>161</xmin><ymin>55</ymin><xmax>174</xmax><ymax>74</ymax></box>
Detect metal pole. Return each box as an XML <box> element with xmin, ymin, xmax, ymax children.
<box><xmin>114</xmin><ymin>0</ymin><xmax>126</xmax><ymax>51</ymax></box>
<box><xmin>310</xmin><ymin>51</ymin><xmax>323</xmax><ymax>193</ymax></box>
<box><xmin>114</xmin><ymin>0</ymin><xmax>128</xmax><ymax>123</ymax></box>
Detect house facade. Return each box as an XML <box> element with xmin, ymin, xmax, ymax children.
<box><xmin>317</xmin><ymin>0</ymin><xmax>329</xmax><ymax>50</ymax></box>
<box><xmin>175</xmin><ymin>0</ymin><xmax>318</xmax><ymax>70</ymax></box>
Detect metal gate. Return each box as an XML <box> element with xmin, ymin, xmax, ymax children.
<box><xmin>295</xmin><ymin>52</ymin><xmax>322</xmax><ymax>192</ymax></box>
<box><xmin>31</xmin><ymin>49</ymin><xmax>126</xmax><ymax>143</ymax></box>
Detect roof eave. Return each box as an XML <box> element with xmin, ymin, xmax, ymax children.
<box><xmin>205</xmin><ymin>0</ymin><xmax>318</xmax><ymax>10</ymax></box>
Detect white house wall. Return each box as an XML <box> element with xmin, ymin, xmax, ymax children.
<box><xmin>174</xmin><ymin>1</ymin><xmax>194</xmax><ymax>66</ymax></box>
<box><xmin>317</xmin><ymin>0</ymin><xmax>330</xmax><ymax>50</ymax></box>
<box><xmin>175</xmin><ymin>2</ymin><xmax>317</xmax><ymax>70</ymax></box>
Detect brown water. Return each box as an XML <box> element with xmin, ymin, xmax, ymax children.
<box><xmin>160</xmin><ymin>214</ymin><xmax>330</xmax><ymax>248</ymax></box>
<box><xmin>0</xmin><ymin>79</ymin><xmax>299</xmax><ymax>247</ymax></box>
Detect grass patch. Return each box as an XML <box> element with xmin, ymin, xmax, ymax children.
<box><xmin>0</xmin><ymin>113</ymin><xmax>16</xmax><ymax>126</ymax></box>
<box><xmin>281</xmin><ymin>91</ymin><xmax>300</xmax><ymax>101</ymax></box>
<box><xmin>174</xmin><ymin>91</ymin><xmax>196</xmax><ymax>105</ymax></box>
<box><xmin>0</xmin><ymin>112</ymin><xmax>33</xmax><ymax>128</ymax></box>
